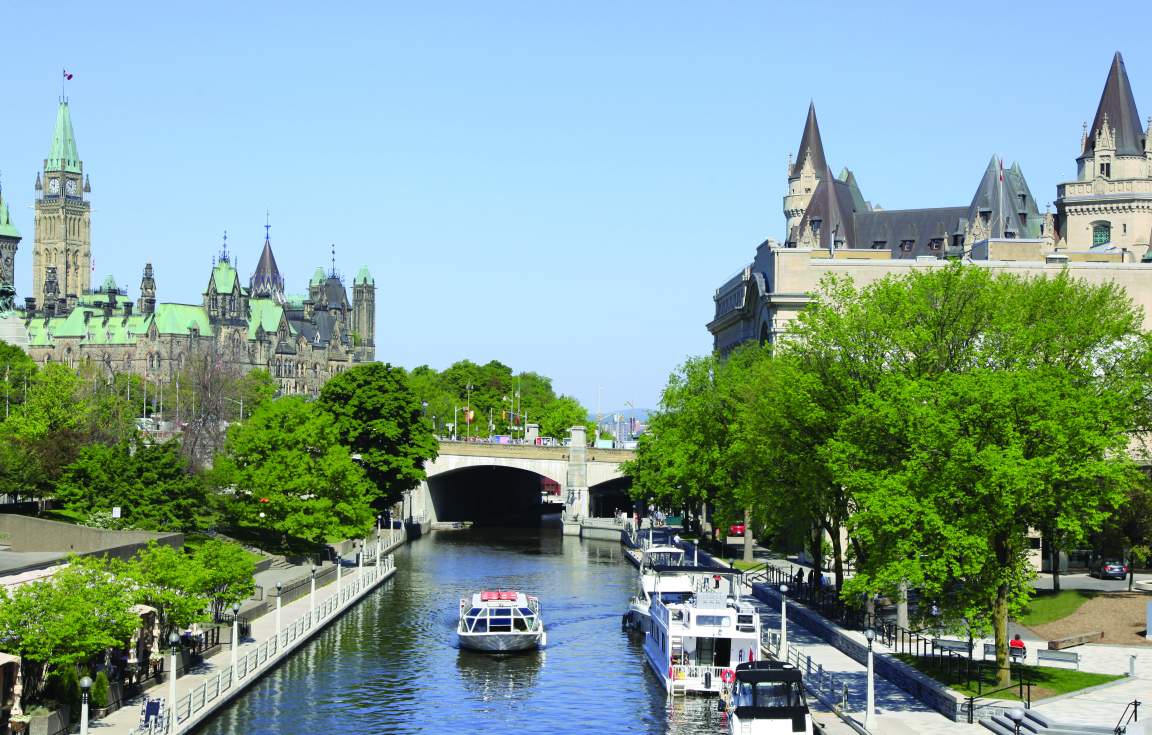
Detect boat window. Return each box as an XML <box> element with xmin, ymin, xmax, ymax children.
<box><xmin>467</xmin><ymin>617</ymin><xmax>488</xmax><ymax>633</ymax></box>
<box><xmin>518</xmin><ymin>607</ymin><xmax>534</xmax><ymax>616</ymax></box>
<box><xmin>752</xmin><ymin>682</ymin><xmax>802</xmax><ymax>708</ymax></box>
<box><xmin>467</xmin><ymin>608</ymin><xmax>482</xmax><ymax>617</ymax></box>
<box><xmin>695</xmin><ymin>615</ymin><xmax>730</xmax><ymax>627</ymax></box>
<box><xmin>489</xmin><ymin>616</ymin><xmax>513</xmax><ymax>632</ymax></box>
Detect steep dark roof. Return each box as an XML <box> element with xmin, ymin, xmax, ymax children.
<box><xmin>321</xmin><ymin>277</ymin><xmax>348</xmax><ymax>310</ymax></box>
<box><xmin>794</xmin><ymin>168</ymin><xmax>857</xmax><ymax>248</ymax></box>
<box><xmin>968</xmin><ymin>156</ymin><xmax>1039</xmax><ymax>238</ymax></box>
<box><xmin>249</xmin><ymin>238</ymin><xmax>285</xmax><ymax>301</ymax></box>
<box><xmin>854</xmin><ymin>207</ymin><xmax>967</xmax><ymax>258</ymax></box>
<box><xmin>793</xmin><ymin>102</ymin><xmax>828</xmax><ymax>175</ymax></box>
<box><xmin>838</xmin><ymin>168</ymin><xmax>869</xmax><ymax>212</ymax></box>
<box><xmin>1084</xmin><ymin>52</ymin><xmax>1145</xmax><ymax>157</ymax></box>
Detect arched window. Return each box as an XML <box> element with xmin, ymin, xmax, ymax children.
<box><xmin>1093</xmin><ymin>222</ymin><xmax>1111</xmax><ymax>246</ymax></box>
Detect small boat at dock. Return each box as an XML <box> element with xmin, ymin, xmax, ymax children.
<box><xmin>722</xmin><ymin>661</ymin><xmax>812</xmax><ymax>734</ymax></box>
<box><xmin>458</xmin><ymin>590</ymin><xmax>546</xmax><ymax>652</ymax></box>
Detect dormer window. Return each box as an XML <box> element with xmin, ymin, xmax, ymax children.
<box><xmin>1100</xmin><ymin>161</ymin><xmax>1111</xmax><ymax>178</ymax></box>
<box><xmin>929</xmin><ymin>238</ymin><xmax>943</xmax><ymax>250</ymax></box>
<box><xmin>810</xmin><ymin>218</ymin><xmax>822</xmax><ymax>235</ymax></box>
<box><xmin>900</xmin><ymin>240</ymin><xmax>914</xmax><ymax>252</ymax></box>
<box><xmin>952</xmin><ymin>235</ymin><xmax>964</xmax><ymax>248</ymax></box>
<box><xmin>871</xmin><ymin>240</ymin><xmax>887</xmax><ymax>249</ymax></box>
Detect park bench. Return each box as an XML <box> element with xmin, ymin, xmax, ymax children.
<box><xmin>1037</xmin><ymin>649</ymin><xmax>1081</xmax><ymax>670</ymax></box>
<box><xmin>983</xmin><ymin>643</ymin><xmax>1027</xmax><ymax>662</ymax></box>
<box><xmin>932</xmin><ymin>639</ymin><xmax>970</xmax><ymax>654</ymax></box>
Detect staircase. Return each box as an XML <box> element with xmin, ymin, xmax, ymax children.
<box><xmin>979</xmin><ymin>709</ymin><xmax>1119</xmax><ymax>735</ymax></box>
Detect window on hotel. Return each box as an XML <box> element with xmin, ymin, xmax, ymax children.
<box><xmin>1093</xmin><ymin>222</ymin><xmax>1111</xmax><ymax>245</ymax></box>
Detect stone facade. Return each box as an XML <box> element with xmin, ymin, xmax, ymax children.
<box><xmin>710</xmin><ymin>52</ymin><xmax>1152</xmax><ymax>353</ymax></box>
<box><xmin>5</xmin><ymin>99</ymin><xmax>377</xmax><ymax>396</ymax></box>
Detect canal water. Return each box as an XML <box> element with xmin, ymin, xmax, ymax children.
<box><xmin>200</xmin><ymin>526</ymin><xmax>722</xmax><ymax>734</ymax></box>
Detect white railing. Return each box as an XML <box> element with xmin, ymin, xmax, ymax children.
<box><xmin>153</xmin><ymin>553</ymin><xmax>397</xmax><ymax>733</ymax></box>
<box><xmin>670</xmin><ymin>664</ymin><xmax>728</xmax><ymax>691</ymax></box>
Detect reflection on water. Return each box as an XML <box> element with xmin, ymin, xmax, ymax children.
<box><xmin>199</xmin><ymin>526</ymin><xmax>724</xmax><ymax>735</ymax></box>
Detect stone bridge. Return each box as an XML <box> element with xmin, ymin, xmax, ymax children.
<box><xmin>405</xmin><ymin>427</ymin><xmax>635</xmax><ymax>533</ymax></box>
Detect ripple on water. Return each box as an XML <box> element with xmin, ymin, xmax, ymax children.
<box><xmin>199</xmin><ymin>528</ymin><xmax>725</xmax><ymax>735</ymax></box>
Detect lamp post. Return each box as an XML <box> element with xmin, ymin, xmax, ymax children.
<box><xmin>230</xmin><ymin>602</ymin><xmax>241</xmax><ymax>681</ymax></box>
<box><xmin>79</xmin><ymin>675</ymin><xmax>92</xmax><ymax>735</ymax></box>
<box><xmin>309</xmin><ymin>565</ymin><xmax>317</xmax><ymax>620</ymax></box>
<box><xmin>779</xmin><ymin>583</ymin><xmax>789</xmax><ymax>661</ymax></box>
<box><xmin>275</xmin><ymin>581</ymin><xmax>283</xmax><ymax>643</ymax></box>
<box><xmin>357</xmin><ymin>540</ymin><xmax>364</xmax><ymax>572</ymax></box>
<box><xmin>337</xmin><ymin>553</ymin><xmax>343</xmax><ymax>601</ymax></box>
<box><xmin>1007</xmin><ymin>707</ymin><xmax>1025</xmax><ymax>735</ymax></box>
<box><xmin>864</xmin><ymin>628</ymin><xmax>876</xmax><ymax>729</ymax></box>
<box><xmin>169</xmin><ymin>631</ymin><xmax>181</xmax><ymax>733</ymax></box>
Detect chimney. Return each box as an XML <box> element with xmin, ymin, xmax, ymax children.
<box><xmin>123</xmin><ymin>302</ymin><xmax>133</xmax><ymax>317</ymax></box>
<box><xmin>24</xmin><ymin>297</ymin><xmax>36</xmax><ymax>317</ymax></box>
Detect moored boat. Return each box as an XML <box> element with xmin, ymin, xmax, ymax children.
<box><xmin>457</xmin><ymin>590</ymin><xmax>546</xmax><ymax>652</ymax></box>
<box><xmin>723</xmin><ymin>661</ymin><xmax>812</xmax><ymax>735</ymax></box>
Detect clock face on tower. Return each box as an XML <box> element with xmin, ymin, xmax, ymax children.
<box><xmin>65</xmin><ymin>179</ymin><xmax>76</xmax><ymax>196</ymax></box>
<box><xmin>48</xmin><ymin>178</ymin><xmax>59</xmax><ymax>195</ymax></box>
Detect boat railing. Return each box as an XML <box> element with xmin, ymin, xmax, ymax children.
<box><xmin>671</xmin><ymin>663</ymin><xmax>728</xmax><ymax>689</ymax></box>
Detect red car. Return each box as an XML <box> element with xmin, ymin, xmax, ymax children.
<box><xmin>729</xmin><ymin>523</ymin><xmax>746</xmax><ymax>537</ymax></box>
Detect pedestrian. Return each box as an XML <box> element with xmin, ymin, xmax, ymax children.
<box><xmin>1009</xmin><ymin>634</ymin><xmax>1027</xmax><ymax>658</ymax></box>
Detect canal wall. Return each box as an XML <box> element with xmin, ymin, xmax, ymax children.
<box><xmin>91</xmin><ymin>541</ymin><xmax>402</xmax><ymax>734</ymax></box>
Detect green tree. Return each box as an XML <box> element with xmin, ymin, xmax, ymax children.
<box><xmin>317</xmin><ymin>363</ymin><xmax>438</xmax><ymax>508</ymax></box>
<box><xmin>218</xmin><ymin>396</ymin><xmax>376</xmax><ymax>544</ymax></box>
<box><xmin>0</xmin><ymin>340</ymin><xmax>36</xmax><ymax>414</ymax></box>
<box><xmin>233</xmin><ymin>369</ymin><xmax>277</xmax><ymax>421</ymax></box>
<box><xmin>120</xmin><ymin>542</ymin><xmax>211</xmax><ymax>635</ymax></box>
<box><xmin>0</xmin><ymin>559</ymin><xmax>139</xmax><ymax>704</ymax></box>
<box><xmin>56</xmin><ymin>441</ymin><xmax>204</xmax><ymax>530</ymax></box>
<box><xmin>188</xmin><ymin>539</ymin><xmax>255</xmax><ymax>622</ymax></box>
<box><xmin>536</xmin><ymin>395</ymin><xmax>593</xmax><ymax>442</ymax></box>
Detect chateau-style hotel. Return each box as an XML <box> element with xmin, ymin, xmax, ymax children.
<box><xmin>709</xmin><ymin>53</ymin><xmax>1152</xmax><ymax>352</ymax></box>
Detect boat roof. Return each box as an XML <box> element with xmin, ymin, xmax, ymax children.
<box><xmin>470</xmin><ymin>590</ymin><xmax>528</xmax><ymax>606</ymax></box>
<box><xmin>652</xmin><ymin>565</ymin><xmax>739</xmax><ymax>575</ymax></box>
<box><xmin>735</xmin><ymin>661</ymin><xmax>803</xmax><ymax>684</ymax></box>
<box><xmin>642</xmin><ymin>545</ymin><xmax>684</xmax><ymax>554</ymax></box>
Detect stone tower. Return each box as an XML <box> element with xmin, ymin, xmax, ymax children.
<box><xmin>0</xmin><ymin>180</ymin><xmax>21</xmax><ymax>312</ymax></box>
<box><xmin>32</xmin><ymin>100</ymin><xmax>91</xmax><ymax>307</ymax></box>
<box><xmin>352</xmin><ymin>266</ymin><xmax>375</xmax><ymax>350</ymax></box>
<box><xmin>138</xmin><ymin>262</ymin><xmax>157</xmax><ymax>316</ymax></box>
<box><xmin>1055</xmin><ymin>52</ymin><xmax>1152</xmax><ymax>253</ymax></box>
<box><xmin>249</xmin><ymin>224</ymin><xmax>285</xmax><ymax>303</ymax></box>
<box><xmin>783</xmin><ymin>103</ymin><xmax>828</xmax><ymax>243</ymax></box>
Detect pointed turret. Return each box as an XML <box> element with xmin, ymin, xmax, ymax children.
<box><xmin>793</xmin><ymin>102</ymin><xmax>828</xmax><ymax>176</ymax></box>
<box><xmin>47</xmin><ymin>101</ymin><xmax>82</xmax><ymax>174</ymax></box>
<box><xmin>1084</xmin><ymin>52</ymin><xmax>1144</xmax><ymax>157</ymax></box>
<box><xmin>795</xmin><ymin>167</ymin><xmax>857</xmax><ymax>249</ymax></box>
<box><xmin>0</xmin><ymin>183</ymin><xmax>19</xmax><ymax>240</ymax></box>
<box><xmin>968</xmin><ymin>156</ymin><xmax>1039</xmax><ymax>240</ymax></box>
<box><xmin>249</xmin><ymin>226</ymin><xmax>285</xmax><ymax>302</ymax></box>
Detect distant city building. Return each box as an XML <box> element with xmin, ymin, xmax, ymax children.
<box><xmin>0</xmin><ymin>98</ymin><xmax>376</xmax><ymax>395</ymax></box>
<box><xmin>709</xmin><ymin>53</ymin><xmax>1152</xmax><ymax>353</ymax></box>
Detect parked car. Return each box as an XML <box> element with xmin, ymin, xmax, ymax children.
<box><xmin>729</xmin><ymin>523</ymin><xmax>746</xmax><ymax>537</ymax></box>
<box><xmin>1091</xmin><ymin>559</ymin><xmax>1128</xmax><ymax>579</ymax></box>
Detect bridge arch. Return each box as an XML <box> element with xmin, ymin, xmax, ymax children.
<box><xmin>587</xmin><ymin>476</ymin><xmax>633</xmax><ymax>518</ymax></box>
<box><xmin>425</xmin><ymin>465</ymin><xmax>564</xmax><ymax>526</ymax></box>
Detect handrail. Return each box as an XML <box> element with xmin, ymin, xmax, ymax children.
<box><xmin>1114</xmin><ymin>699</ymin><xmax>1141</xmax><ymax>734</ymax></box>
<box><xmin>146</xmin><ymin>554</ymin><xmax>397</xmax><ymax>734</ymax></box>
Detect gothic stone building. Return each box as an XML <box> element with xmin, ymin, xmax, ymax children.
<box><xmin>709</xmin><ymin>52</ymin><xmax>1152</xmax><ymax>353</ymax></box>
<box><xmin>2</xmin><ymin>99</ymin><xmax>376</xmax><ymax>395</ymax></box>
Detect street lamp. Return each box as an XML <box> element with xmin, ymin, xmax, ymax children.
<box><xmin>1007</xmin><ymin>707</ymin><xmax>1026</xmax><ymax>735</ymax></box>
<box><xmin>230</xmin><ymin>602</ymin><xmax>241</xmax><ymax>681</ymax></box>
<box><xmin>864</xmin><ymin>628</ymin><xmax>876</xmax><ymax>729</ymax></box>
<box><xmin>222</xmin><ymin>396</ymin><xmax>244</xmax><ymax>422</ymax></box>
<box><xmin>779</xmin><ymin>583</ymin><xmax>789</xmax><ymax>660</ymax></box>
<box><xmin>275</xmin><ymin>581</ymin><xmax>283</xmax><ymax>643</ymax></box>
<box><xmin>79</xmin><ymin>675</ymin><xmax>92</xmax><ymax>735</ymax></box>
<box><xmin>309</xmin><ymin>565</ymin><xmax>317</xmax><ymax>620</ymax></box>
<box><xmin>168</xmin><ymin>631</ymin><xmax>181</xmax><ymax>733</ymax></box>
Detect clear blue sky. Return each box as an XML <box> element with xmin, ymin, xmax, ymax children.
<box><xmin>2</xmin><ymin>1</ymin><xmax>1148</xmax><ymax>410</ymax></box>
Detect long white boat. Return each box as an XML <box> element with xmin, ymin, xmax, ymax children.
<box><xmin>642</xmin><ymin>570</ymin><xmax>762</xmax><ymax>696</ymax></box>
<box><xmin>623</xmin><ymin>542</ymin><xmax>699</xmax><ymax>633</ymax></box>
<box><xmin>723</xmin><ymin>661</ymin><xmax>812</xmax><ymax>735</ymax></box>
<box><xmin>457</xmin><ymin>590</ymin><xmax>546</xmax><ymax>652</ymax></box>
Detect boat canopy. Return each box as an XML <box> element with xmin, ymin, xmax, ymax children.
<box><xmin>734</xmin><ymin>661</ymin><xmax>803</xmax><ymax>684</ymax></box>
<box><xmin>480</xmin><ymin>590</ymin><xmax>520</xmax><ymax>602</ymax></box>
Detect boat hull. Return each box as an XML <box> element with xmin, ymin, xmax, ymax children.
<box><xmin>458</xmin><ymin>631</ymin><xmax>545</xmax><ymax>652</ymax></box>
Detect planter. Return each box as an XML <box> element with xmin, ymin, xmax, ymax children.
<box><xmin>24</xmin><ymin>705</ymin><xmax>69</xmax><ymax>735</ymax></box>
<box><xmin>91</xmin><ymin>706</ymin><xmax>110</xmax><ymax>720</ymax></box>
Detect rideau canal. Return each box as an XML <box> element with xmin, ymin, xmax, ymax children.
<box><xmin>201</xmin><ymin>525</ymin><xmax>720</xmax><ymax>734</ymax></box>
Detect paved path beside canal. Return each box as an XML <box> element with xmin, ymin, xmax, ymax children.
<box><xmin>89</xmin><ymin>544</ymin><xmax>400</xmax><ymax>734</ymax></box>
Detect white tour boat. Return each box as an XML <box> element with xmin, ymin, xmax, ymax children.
<box><xmin>723</xmin><ymin>661</ymin><xmax>812</xmax><ymax>735</ymax></box>
<box><xmin>643</xmin><ymin>570</ymin><xmax>762</xmax><ymax>696</ymax></box>
<box><xmin>457</xmin><ymin>590</ymin><xmax>546</xmax><ymax>652</ymax></box>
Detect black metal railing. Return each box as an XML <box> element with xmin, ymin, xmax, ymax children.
<box><xmin>1114</xmin><ymin>699</ymin><xmax>1141</xmax><ymax>734</ymax></box>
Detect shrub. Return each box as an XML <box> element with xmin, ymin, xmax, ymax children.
<box><xmin>90</xmin><ymin>671</ymin><xmax>110</xmax><ymax>709</ymax></box>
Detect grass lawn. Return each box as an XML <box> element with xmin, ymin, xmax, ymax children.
<box><xmin>184</xmin><ymin>533</ymin><xmax>264</xmax><ymax>566</ymax></box>
<box><xmin>729</xmin><ymin>559</ymin><xmax>764</xmax><ymax>571</ymax></box>
<box><xmin>1017</xmin><ymin>590</ymin><xmax>1097</xmax><ymax>627</ymax></box>
<box><xmin>894</xmin><ymin>653</ymin><xmax>1122</xmax><ymax>701</ymax></box>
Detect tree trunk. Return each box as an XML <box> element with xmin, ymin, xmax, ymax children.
<box><xmin>994</xmin><ymin>580</ymin><xmax>1011</xmax><ymax>688</ymax></box>
<box><xmin>742</xmin><ymin>507</ymin><xmax>754</xmax><ymax>563</ymax></box>
<box><xmin>828</xmin><ymin>520</ymin><xmax>845</xmax><ymax>590</ymax></box>
<box><xmin>1047</xmin><ymin>531</ymin><xmax>1061</xmax><ymax>592</ymax></box>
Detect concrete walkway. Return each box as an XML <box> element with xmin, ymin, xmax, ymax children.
<box><xmin>87</xmin><ymin>543</ymin><xmax>400</xmax><ymax>734</ymax></box>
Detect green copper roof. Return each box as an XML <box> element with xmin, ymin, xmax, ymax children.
<box><xmin>100</xmin><ymin>274</ymin><xmax>118</xmax><ymax>292</ymax></box>
<box><xmin>209</xmin><ymin>260</ymin><xmax>238</xmax><ymax>294</ymax></box>
<box><xmin>0</xmin><ymin>192</ymin><xmax>19</xmax><ymax>239</ymax></box>
<box><xmin>310</xmin><ymin>267</ymin><xmax>326</xmax><ymax>286</ymax></box>
<box><xmin>153</xmin><ymin>303</ymin><xmax>212</xmax><ymax>335</ymax></box>
<box><xmin>247</xmin><ymin>298</ymin><xmax>285</xmax><ymax>340</ymax></box>
<box><xmin>284</xmin><ymin>293</ymin><xmax>306</xmax><ymax>308</ymax></box>
<box><xmin>354</xmin><ymin>266</ymin><xmax>374</xmax><ymax>285</ymax></box>
<box><xmin>47</xmin><ymin>102</ymin><xmax>82</xmax><ymax>174</ymax></box>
